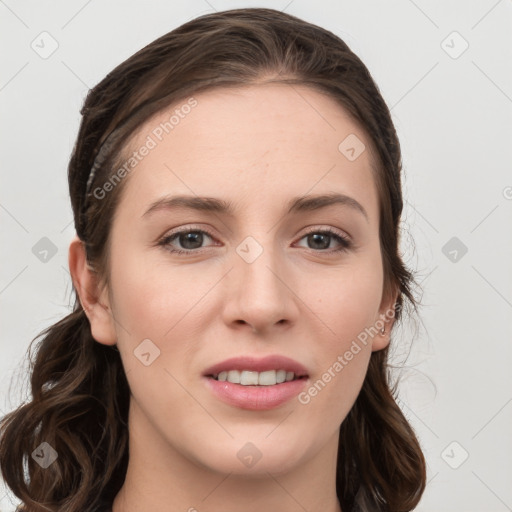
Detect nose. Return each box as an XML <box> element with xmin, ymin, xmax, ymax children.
<box><xmin>221</xmin><ymin>239</ymin><xmax>300</xmax><ymax>335</ymax></box>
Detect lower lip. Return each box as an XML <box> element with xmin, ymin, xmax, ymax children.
<box><xmin>203</xmin><ymin>376</ymin><xmax>308</xmax><ymax>410</ymax></box>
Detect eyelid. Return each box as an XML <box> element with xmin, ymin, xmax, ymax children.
<box><xmin>162</xmin><ymin>223</ymin><xmax>215</xmax><ymax>237</ymax></box>
<box><xmin>159</xmin><ymin>223</ymin><xmax>350</xmax><ymax>240</ymax></box>
<box><xmin>301</xmin><ymin>224</ymin><xmax>351</xmax><ymax>241</ymax></box>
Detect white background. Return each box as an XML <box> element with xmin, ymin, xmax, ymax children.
<box><xmin>1</xmin><ymin>1</ymin><xmax>511</xmax><ymax>511</ymax></box>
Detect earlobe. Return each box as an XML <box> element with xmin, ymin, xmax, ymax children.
<box><xmin>68</xmin><ymin>235</ymin><xmax>117</xmax><ymax>346</ymax></box>
<box><xmin>371</xmin><ymin>323</ymin><xmax>391</xmax><ymax>352</ymax></box>
<box><xmin>371</xmin><ymin>289</ymin><xmax>400</xmax><ymax>353</ymax></box>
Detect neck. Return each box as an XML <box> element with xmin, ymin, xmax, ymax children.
<box><xmin>112</xmin><ymin>400</ymin><xmax>343</xmax><ymax>512</ymax></box>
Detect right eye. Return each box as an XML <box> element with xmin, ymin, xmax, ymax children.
<box><xmin>158</xmin><ymin>227</ymin><xmax>218</xmax><ymax>254</ymax></box>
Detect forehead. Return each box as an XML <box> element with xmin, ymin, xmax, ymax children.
<box><xmin>115</xmin><ymin>83</ymin><xmax>379</xmax><ymax>222</ymax></box>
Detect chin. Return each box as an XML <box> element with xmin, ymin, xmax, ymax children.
<box><xmin>188</xmin><ymin>436</ymin><xmax>312</xmax><ymax>476</ymax></box>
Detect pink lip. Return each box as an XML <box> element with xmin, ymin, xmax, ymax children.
<box><xmin>203</xmin><ymin>376</ymin><xmax>308</xmax><ymax>410</ymax></box>
<box><xmin>202</xmin><ymin>355</ymin><xmax>309</xmax><ymax>411</ymax></box>
<box><xmin>202</xmin><ymin>355</ymin><xmax>309</xmax><ymax>377</ymax></box>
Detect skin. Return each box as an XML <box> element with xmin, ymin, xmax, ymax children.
<box><xmin>69</xmin><ymin>83</ymin><xmax>398</xmax><ymax>512</ymax></box>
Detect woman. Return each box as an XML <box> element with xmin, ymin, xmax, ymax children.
<box><xmin>0</xmin><ymin>8</ymin><xmax>426</xmax><ymax>512</ymax></box>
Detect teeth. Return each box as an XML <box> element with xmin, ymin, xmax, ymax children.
<box><xmin>258</xmin><ymin>370</ymin><xmax>276</xmax><ymax>386</ymax></box>
<box><xmin>227</xmin><ymin>370</ymin><xmax>240</xmax><ymax>383</ymax></box>
<box><xmin>214</xmin><ymin>369</ymin><xmax>299</xmax><ymax>385</ymax></box>
<box><xmin>241</xmin><ymin>371</ymin><xmax>259</xmax><ymax>385</ymax></box>
<box><xmin>276</xmin><ymin>369</ymin><xmax>286</xmax><ymax>383</ymax></box>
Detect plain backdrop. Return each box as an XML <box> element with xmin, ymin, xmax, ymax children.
<box><xmin>1</xmin><ymin>1</ymin><xmax>511</xmax><ymax>511</ymax></box>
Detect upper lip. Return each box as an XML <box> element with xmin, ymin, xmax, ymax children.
<box><xmin>203</xmin><ymin>355</ymin><xmax>309</xmax><ymax>377</ymax></box>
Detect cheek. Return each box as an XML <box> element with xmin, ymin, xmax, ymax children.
<box><xmin>109</xmin><ymin>256</ymin><xmax>203</xmax><ymax>425</ymax></box>
<box><xmin>292</xmin><ymin>309</ymin><xmax>374</xmax><ymax>448</ymax></box>
<box><xmin>299</xmin><ymin>254</ymin><xmax>383</xmax><ymax>415</ymax></box>
<box><xmin>312</xmin><ymin>253</ymin><xmax>384</xmax><ymax>345</ymax></box>
<box><xmin>109</xmin><ymin>246</ymin><xmax>201</xmax><ymax>336</ymax></box>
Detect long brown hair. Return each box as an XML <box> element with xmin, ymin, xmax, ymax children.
<box><xmin>0</xmin><ymin>8</ymin><xmax>426</xmax><ymax>511</ymax></box>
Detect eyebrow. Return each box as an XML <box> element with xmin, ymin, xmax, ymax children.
<box><xmin>142</xmin><ymin>192</ymin><xmax>369</xmax><ymax>222</ymax></box>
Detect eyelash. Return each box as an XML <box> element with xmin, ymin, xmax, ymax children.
<box><xmin>157</xmin><ymin>225</ymin><xmax>352</xmax><ymax>255</ymax></box>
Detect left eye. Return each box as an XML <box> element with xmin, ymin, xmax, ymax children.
<box><xmin>296</xmin><ymin>229</ymin><xmax>351</xmax><ymax>252</ymax></box>
<box><xmin>158</xmin><ymin>227</ymin><xmax>351</xmax><ymax>254</ymax></box>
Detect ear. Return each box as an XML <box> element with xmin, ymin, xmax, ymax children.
<box><xmin>68</xmin><ymin>234</ymin><xmax>117</xmax><ymax>346</ymax></box>
<box><xmin>371</xmin><ymin>284</ymin><xmax>400</xmax><ymax>352</ymax></box>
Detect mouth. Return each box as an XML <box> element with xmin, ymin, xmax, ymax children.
<box><xmin>202</xmin><ymin>355</ymin><xmax>310</xmax><ymax>410</ymax></box>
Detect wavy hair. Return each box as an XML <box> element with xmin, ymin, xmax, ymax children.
<box><xmin>0</xmin><ymin>8</ymin><xmax>426</xmax><ymax>511</ymax></box>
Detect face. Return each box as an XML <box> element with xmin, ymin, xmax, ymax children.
<box><xmin>77</xmin><ymin>83</ymin><xmax>396</xmax><ymax>476</ymax></box>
